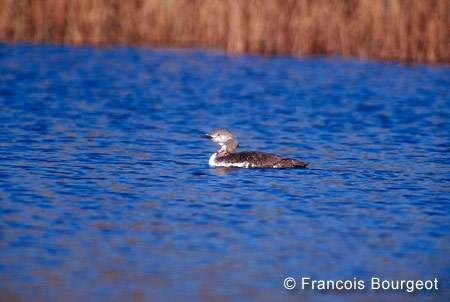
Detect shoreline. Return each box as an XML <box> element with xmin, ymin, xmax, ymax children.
<box><xmin>0</xmin><ymin>0</ymin><xmax>448</xmax><ymax>64</ymax></box>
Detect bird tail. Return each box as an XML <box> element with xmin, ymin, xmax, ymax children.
<box><xmin>279</xmin><ymin>158</ymin><xmax>309</xmax><ymax>168</ymax></box>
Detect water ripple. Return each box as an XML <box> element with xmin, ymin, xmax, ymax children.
<box><xmin>0</xmin><ymin>44</ymin><xmax>449</xmax><ymax>301</ymax></box>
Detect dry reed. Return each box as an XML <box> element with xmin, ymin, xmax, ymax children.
<box><xmin>0</xmin><ymin>0</ymin><xmax>448</xmax><ymax>63</ymax></box>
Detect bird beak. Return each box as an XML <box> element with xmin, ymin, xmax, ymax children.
<box><xmin>202</xmin><ymin>133</ymin><xmax>212</xmax><ymax>140</ymax></box>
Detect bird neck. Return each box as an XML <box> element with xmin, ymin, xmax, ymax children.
<box><xmin>218</xmin><ymin>139</ymin><xmax>238</xmax><ymax>156</ymax></box>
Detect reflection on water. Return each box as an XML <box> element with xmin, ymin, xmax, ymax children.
<box><xmin>211</xmin><ymin>167</ymin><xmax>241</xmax><ymax>176</ymax></box>
<box><xmin>0</xmin><ymin>44</ymin><xmax>449</xmax><ymax>301</ymax></box>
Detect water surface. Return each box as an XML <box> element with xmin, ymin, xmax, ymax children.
<box><xmin>0</xmin><ymin>44</ymin><xmax>449</xmax><ymax>301</ymax></box>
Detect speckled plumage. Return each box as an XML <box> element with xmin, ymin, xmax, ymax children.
<box><xmin>216</xmin><ymin>151</ymin><xmax>308</xmax><ymax>168</ymax></box>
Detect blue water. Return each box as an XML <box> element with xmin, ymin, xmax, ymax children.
<box><xmin>0</xmin><ymin>44</ymin><xmax>449</xmax><ymax>301</ymax></box>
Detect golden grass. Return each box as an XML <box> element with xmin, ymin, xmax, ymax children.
<box><xmin>0</xmin><ymin>0</ymin><xmax>448</xmax><ymax>63</ymax></box>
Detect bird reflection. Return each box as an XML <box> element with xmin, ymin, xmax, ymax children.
<box><xmin>212</xmin><ymin>167</ymin><xmax>239</xmax><ymax>176</ymax></box>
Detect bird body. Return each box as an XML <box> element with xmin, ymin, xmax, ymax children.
<box><xmin>204</xmin><ymin>129</ymin><xmax>308</xmax><ymax>169</ymax></box>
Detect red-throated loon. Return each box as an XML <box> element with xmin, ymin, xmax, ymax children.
<box><xmin>203</xmin><ymin>129</ymin><xmax>308</xmax><ymax>168</ymax></box>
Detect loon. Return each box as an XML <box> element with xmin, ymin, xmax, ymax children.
<box><xmin>203</xmin><ymin>129</ymin><xmax>308</xmax><ymax>168</ymax></box>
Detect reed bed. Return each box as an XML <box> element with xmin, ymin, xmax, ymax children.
<box><xmin>0</xmin><ymin>0</ymin><xmax>448</xmax><ymax>63</ymax></box>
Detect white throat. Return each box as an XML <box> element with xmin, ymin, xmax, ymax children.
<box><xmin>209</xmin><ymin>152</ymin><xmax>218</xmax><ymax>166</ymax></box>
<box><xmin>218</xmin><ymin>144</ymin><xmax>228</xmax><ymax>155</ymax></box>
